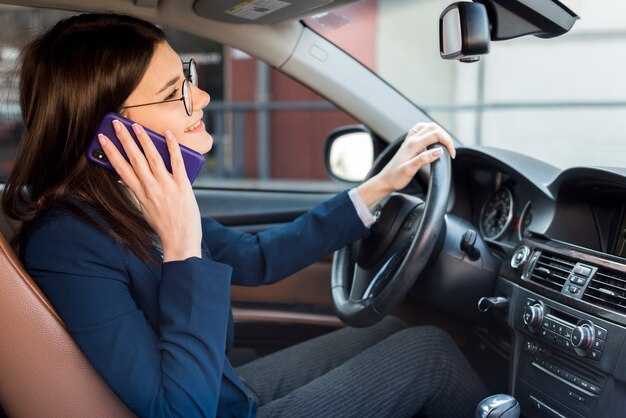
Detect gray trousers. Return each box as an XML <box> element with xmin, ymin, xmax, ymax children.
<box><xmin>237</xmin><ymin>317</ymin><xmax>488</xmax><ymax>418</ymax></box>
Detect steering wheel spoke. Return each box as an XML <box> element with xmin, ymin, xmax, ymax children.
<box><xmin>356</xmin><ymin>193</ymin><xmax>424</xmax><ymax>269</ymax></box>
<box><xmin>332</xmin><ymin>143</ymin><xmax>452</xmax><ymax>327</ymax></box>
<box><xmin>348</xmin><ymin>265</ymin><xmax>373</xmax><ymax>301</ymax></box>
<box><xmin>361</xmin><ymin>241</ymin><xmax>410</xmax><ymax>300</ymax></box>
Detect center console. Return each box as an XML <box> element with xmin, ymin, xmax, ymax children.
<box><xmin>495</xmin><ymin>239</ymin><xmax>626</xmax><ymax>418</ymax></box>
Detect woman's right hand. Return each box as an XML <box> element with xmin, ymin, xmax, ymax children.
<box><xmin>98</xmin><ymin>119</ymin><xmax>202</xmax><ymax>262</ymax></box>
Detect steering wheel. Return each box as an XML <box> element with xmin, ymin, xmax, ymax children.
<box><xmin>331</xmin><ymin>141</ymin><xmax>452</xmax><ymax>327</ymax></box>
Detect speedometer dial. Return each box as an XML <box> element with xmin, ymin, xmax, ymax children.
<box><xmin>480</xmin><ymin>187</ymin><xmax>514</xmax><ymax>240</ymax></box>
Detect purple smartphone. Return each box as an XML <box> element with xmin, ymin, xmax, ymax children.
<box><xmin>86</xmin><ymin>112</ymin><xmax>205</xmax><ymax>184</ymax></box>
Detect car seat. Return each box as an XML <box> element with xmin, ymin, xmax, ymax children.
<box><xmin>0</xmin><ymin>213</ymin><xmax>134</xmax><ymax>417</ymax></box>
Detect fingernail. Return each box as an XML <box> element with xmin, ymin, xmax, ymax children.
<box><xmin>132</xmin><ymin>123</ymin><xmax>143</xmax><ymax>135</ymax></box>
<box><xmin>98</xmin><ymin>133</ymin><xmax>106</xmax><ymax>145</ymax></box>
<box><xmin>432</xmin><ymin>148</ymin><xmax>443</xmax><ymax>157</ymax></box>
<box><xmin>112</xmin><ymin>120</ymin><xmax>121</xmax><ymax>133</ymax></box>
<box><xmin>165</xmin><ymin>130</ymin><xmax>173</xmax><ymax>141</ymax></box>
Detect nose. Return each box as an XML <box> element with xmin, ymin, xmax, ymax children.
<box><xmin>192</xmin><ymin>83</ymin><xmax>210</xmax><ymax>112</ymax></box>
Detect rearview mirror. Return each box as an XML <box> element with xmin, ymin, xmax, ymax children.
<box><xmin>439</xmin><ymin>2</ymin><xmax>490</xmax><ymax>63</ymax></box>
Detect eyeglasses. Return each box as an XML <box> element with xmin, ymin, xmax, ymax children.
<box><xmin>121</xmin><ymin>59</ymin><xmax>197</xmax><ymax>116</ymax></box>
<box><xmin>183</xmin><ymin>59</ymin><xmax>198</xmax><ymax>86</ymax></box>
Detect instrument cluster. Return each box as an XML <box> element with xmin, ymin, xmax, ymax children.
<box><xmin>478</xmin><ymin>184</ymin><xmax>534</xmax><ymax>247</ymax></box>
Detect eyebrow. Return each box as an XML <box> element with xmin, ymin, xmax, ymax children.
<box><xmin>157</xmin><ymin>75</ymin><xmax>181</xmax><ymax>94</ymax></box>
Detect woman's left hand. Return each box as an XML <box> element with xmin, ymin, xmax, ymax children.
<box><xmin>356</xmin><ymin>122</ymin><xmax>456</xmax><ymax>208</ymax></box>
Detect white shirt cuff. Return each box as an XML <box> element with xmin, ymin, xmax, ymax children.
<box><xmin>348</xmin><ymin>189</ymin><xmax>377</xmax><ymax>228</ymax></box>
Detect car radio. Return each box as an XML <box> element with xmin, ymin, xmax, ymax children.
<box><xmin>522</xmin><ymin>298</ymin><xmax>607</xmax><ymax>360</ymax></box>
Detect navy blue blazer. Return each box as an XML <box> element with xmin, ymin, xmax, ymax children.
<box><xmin>21</xmin><ymin>190</ymin><xmax>369</xmax><ymax>417</ymax></box>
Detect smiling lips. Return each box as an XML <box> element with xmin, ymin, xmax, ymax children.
<box><xmin>185</xmin><ymin>119</ymin><xmax>203</xmax><ymax>132</ymax></box>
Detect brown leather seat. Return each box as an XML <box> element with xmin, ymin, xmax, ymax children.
<box><xmin>0</xmin><ymin>216</ymin><xmax>134</xmax><ymax>417</ymax></box>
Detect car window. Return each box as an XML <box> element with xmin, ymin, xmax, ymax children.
<box><xmin>0</xmin><ymin>5</ymin><xmax>349</xmax><ymax>192</ymax></box>
<box><xmin>305</xmin><ymin>0</ymin><xmax>626</xmax><ymax>170</ymax></box>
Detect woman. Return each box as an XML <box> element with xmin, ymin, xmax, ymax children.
<box><xmin>3</xmin><ymin>13</ymin><xmax>487</xmax><ymax>418</ymax></box>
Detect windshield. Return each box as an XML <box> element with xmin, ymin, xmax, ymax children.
<box><xmin>305</xmin><ymin>0</ymin><xmax>626</xmax><ymax>170</ymax></box>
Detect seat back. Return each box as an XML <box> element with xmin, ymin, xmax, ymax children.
<box><xmin>0</xmin><ymin>217</ymin><xmax>134</xmax><ymax>417</ymax></box>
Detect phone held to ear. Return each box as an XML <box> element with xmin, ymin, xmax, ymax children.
<box><xmin>86</xmin><ymin>112</ymin><xmax>205</xmax><ymax>184</ymax></box>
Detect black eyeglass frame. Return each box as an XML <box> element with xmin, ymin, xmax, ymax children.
<box><xmin>183</xmin><ymin>58</ymin><xmax>198</xmax><ymax>85</ymax></box>
<box><xmin>121</xmin><ymin>59</ymin><xmax>197</xmax><ymax>116</ymax></box>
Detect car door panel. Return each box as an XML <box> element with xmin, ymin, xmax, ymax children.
<box><xmin>194</xmin><ymin>188</ymin><xmax>337</xmax><ymax>226</ymax></box>
<box><xmin>194</xmin><ymin>187</ymin><xmax>344</xmax><ymax>350</ymax></box>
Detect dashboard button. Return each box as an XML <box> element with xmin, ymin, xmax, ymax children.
<box><xmin>511</xmin><ymin>246</ymin><xmax>530</xmax><ymax>268</ymax></box>
<box><xmin>568</xmin><ymin>285</ymin><xmax>580</xmax><ymax>294</ymax></box>
<box><xmin>595</xmin><ymin>327</ymin><xmax>607</xmax><ymax>340</ymax></box>
<box><xmin>571</xmin><ymin>330</ymin><xmax>582</xmax><ymax>346</ymax></box>
<box><xmin>572</xmin><ymin>324</ymin><xmax>594</xmax><ymax>351</ymax></box>
<box><xmin>590</xmin><ymin>350</ymin><xmax>602</xmax><ymax>360</ymax></box>
<box><xmin>563</xmin><ymin>327</ymin><xmax>573</xmax><ymax>339</ymax></box>
<box><xmin>573</xmin><ymin>265</ymin><xmax>592</xmax><ymax>277</ymax></box>
<box><xmin>588</xmin><ymin>384</ymin><xmax>601</xmax><ymax>395</ymax></box>
<box><xmin>579</xmin><ymin>380</ymin><xmax>591</xmax><ymax>390</ymax></box>
<box><xmin>525</xmin><ymin>341</ymin><xmax>538</xmax><ymax>353</ymax></box>
<box><xmin>592</xmin><ymin>339</ymin><xmax>605</xmax><ymax>351</ymax></box>
<box><xmin>524</xmin><ymin>304</ymin><xmax>544</xmax><ymax>332</ymax></box>
<box><xmin>569</xmin><ymin>276</ymin><xmax>585</xmax><ymax>285</ymax></box>
<box><xmin>568</xmin><ymin>391</ymin><xmax>585</xmax><ymax>403</ymax></box>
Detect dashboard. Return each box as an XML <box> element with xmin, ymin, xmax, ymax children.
<box><xmin>452</xmin><ymin>147</ymin><xmax>626</xmax><ymax>258</ymax></box>
<box><xmin>447</xmin><ymin>146</ymin><xmax>626</xmax><ymax>418</ymax></box>
<box><xmin>449</xmin><ymin>147</ymin><xmax>626</xmax><ymax>417</ymax></box>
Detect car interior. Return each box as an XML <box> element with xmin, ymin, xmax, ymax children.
<box><xmin>1</xmin><ymin>1</ymin><xmax>625</xmax><ymax>418</ymax></box>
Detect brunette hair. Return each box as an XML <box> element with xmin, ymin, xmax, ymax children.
<box><xmin>2</xmin><ymin>13</ymin><xmax>166</xmax><ymax>264</ymax></box>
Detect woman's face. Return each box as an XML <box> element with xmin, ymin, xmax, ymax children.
<box><xmin>123</xmin><ymin>41</ymin><xmax>213</xmax><ymax>154</ymax></box>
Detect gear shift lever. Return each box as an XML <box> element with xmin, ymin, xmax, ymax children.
<box><xmin>476</xmin><ymin>394</ymin><xmax>520</xmax><ymax>418</ymax></box>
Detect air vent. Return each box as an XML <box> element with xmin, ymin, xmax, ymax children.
<box><xmin>583</xmin><ymin>268</ymin><xmax>626</xmax><ymax>315</ymax></box>
<box><xmin>529</xmin><ymin>252</ymin><xmax>575</xmax><ymax>291</ymax></box>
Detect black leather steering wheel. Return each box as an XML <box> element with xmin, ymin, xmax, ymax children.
<box><xmin>331</xmin><ymin>141</ymin><xmax>452</xmax><ymax>327</ymax></box>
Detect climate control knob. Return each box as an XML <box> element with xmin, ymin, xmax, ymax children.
<box><xmin>572</xmin><ymin>323</ymin><xmax>594</xmax><ymax>351</ymax></box>
<box><xmin>523</xmin><ymin>304</ymin><xmax>544</xmax><ymax>332</ymax></box>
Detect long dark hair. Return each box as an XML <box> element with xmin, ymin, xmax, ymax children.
<box><xmin>2</xmin><ymin>13</ymin><xmax>166</xmax><ymax>264</ymax></box>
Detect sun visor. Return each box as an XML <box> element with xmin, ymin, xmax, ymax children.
<box><xmin>193</xmin><ymin>0</ymin><xmax>358</xmax><ymax>24</ymax></box>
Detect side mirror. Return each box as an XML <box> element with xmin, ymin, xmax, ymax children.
<box><xmin>324</xmin><ymin>127</ymin><xmax>374</xmax><ymax>184</ymax></box>
<box><xmin>439</xmin><ymin>2</ymin><xmax>490</xmax><ymax>63</ymax></box>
